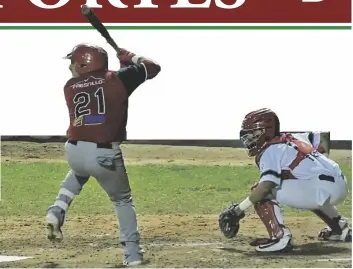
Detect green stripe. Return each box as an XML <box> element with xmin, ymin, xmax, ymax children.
<box><xmin>0</xmin><ymin>25</ymin><xmax>351</xmax><ymax>30</ymax></box>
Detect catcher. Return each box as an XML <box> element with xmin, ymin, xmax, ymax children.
<box><xmin>219</xmin><ymin>108</ymin><xmax>351</xmax><ymax>252</ymax></box>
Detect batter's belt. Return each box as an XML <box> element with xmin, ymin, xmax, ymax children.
<box><xmin>68</xmin><ymin>140</ymin><xmax>114</xmax><ymax>149</ymax></box>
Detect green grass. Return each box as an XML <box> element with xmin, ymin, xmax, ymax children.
<box><xmin>1</xmin><ymin>163</ymin><xmax>351</xmax><ymax>217</ymax></box>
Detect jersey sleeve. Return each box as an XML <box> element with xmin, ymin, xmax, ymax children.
<box><xmin>310</xmin><ymin>132</ymin><xmax>321</xmax><ymax>150</ymax></box>
<box><xmin>291</xmin><ymin>132</ymin><xmax>312</xmax><ymax>144</ymax></box>
<box><xmin>291</xmin><ymin>131</ymin><xmax>321</xmax><ymax>150</ymax></box>
<box><xmin>116</xmin><ymin>63</ymin><xmax>147</xmax><ymax>96</ymax></box>
<box><xmin>258</xmin><ymin>146</ymin><xmax>283</xmax><ymax>186</ymax></box>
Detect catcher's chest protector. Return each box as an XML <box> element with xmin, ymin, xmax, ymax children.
<box><xmin>255</xmin><ymin>134</ymin><xmax>315</xmax><ymax>179</ymax></box>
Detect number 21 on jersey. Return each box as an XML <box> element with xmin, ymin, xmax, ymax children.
<box><xmin>73</xmin><ymin>87</ymin><xmax>106</xmax><ymax>126</ymax></box>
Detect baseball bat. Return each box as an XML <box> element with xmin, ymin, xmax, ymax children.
<box><xmin>81</xmin><ymin>5</ymin><xmax>121</xmax><ymax>55</ymax></box>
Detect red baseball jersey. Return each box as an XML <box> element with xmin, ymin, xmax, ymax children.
<box><xmin>64</xmin><ymin>64</ymin><xmax>147</xmax><ymax>143</ymax></box>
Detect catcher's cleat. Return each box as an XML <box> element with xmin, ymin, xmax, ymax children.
<box><xmin>254</xmin><ymin>228</ymin><xmax>293</xmax><ymax>252</ymax></box>
<box><xmin>318</xmin><ymin>217</ymin><xmax>352</xmax><ymax>242</ymax></box>
<box><xmin>250</xmin><ymin>238</ymin><xmax>274</xmax><ymax>247</ymax></box>
<box><xmin>46</xmin><ymin>212</ymin><xmax>64</xmax><ymax>242</ymax></box>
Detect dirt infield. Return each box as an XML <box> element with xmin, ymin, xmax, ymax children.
<box><xmin>1</xmin><ymin>142</ymin><xmax>352</xmax><ymax>268</ymax></box>
<box><xmin>1</xmin><ymin>215</ymin><xmax>351</xmax><ymax>268</ymax></box>
<box><xmin>1</xmin><ymin>141</ymin><xmax>351</xmax><ymax>165</ymax></box>
<box><xmin>1</xmin><ymin>141</ymin><xmax>256</xmax><ymax>165</ymax></box>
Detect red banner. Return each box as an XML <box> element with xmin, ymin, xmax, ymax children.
<box><xmin>0</xmin><ymin>0</ymin><xmax>351</xmax><ymax>23</ymax></box>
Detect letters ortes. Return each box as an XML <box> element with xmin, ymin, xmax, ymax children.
<box><xmin>0</xmin><ymin>0</ymin><xmax>325</xmax><ymax>9</ymax></box>
<box><xmin>5</xmin><ymin>0</ymin><xmax>247</xmax><ymax>9</ymax></box>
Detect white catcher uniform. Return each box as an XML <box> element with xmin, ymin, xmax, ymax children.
<box><xmin>259</xmin><ymin>133</ymin><xmax>348</xmax><ymax>210</ymax></box>
<box><xmin>292</xmin><ymin>132</ymin><xmax>323</xmax><ymax>151</ymax></box>
<box><xmin>248</xmin><ymin>132</ymin><xmax>350</xmax><ymax>252</ymax></box>
<box><xmin>236</xmin><ymin>109</ymin><xmax>350</xmax><ymax>252</ymax></box>
<box><xmin>292</xmin><ymin>131</ymin><xmax>328</xmax><ymax>157</ymax></box>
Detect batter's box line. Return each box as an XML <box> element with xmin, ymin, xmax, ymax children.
<box><xmin>142</xmin><ymin>242</ymin><xmax>352</xmax><ymax>261</ymax></box>
<box><xmin>143</xmin><ymin>242</ymin><xmax>224</xmax><ymax>247</ymax></box>
<box><xmin>142</xmin><ymin>242</ymin><xmax>352</xmax><ymax>263</ymax></box>
<box><xmin>317</xmin><ymin>257</ymin><xmax>352</xmax><ymax>262</ymax></box>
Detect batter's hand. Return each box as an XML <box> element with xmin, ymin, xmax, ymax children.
<box><xmin>118</xmin><ymin>48</ymin><xmax>136</xmax><ymax>68</ymax></box>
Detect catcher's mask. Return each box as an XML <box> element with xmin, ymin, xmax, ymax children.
<box><xmin>64</xmin><ymin>43</ymin><xmax>108</xmax><ymax>77</ymax></box>
<box><xmin>240</xmin><ymin>108</ymin><xmax>280</xmax><ymax>157</ymax></box>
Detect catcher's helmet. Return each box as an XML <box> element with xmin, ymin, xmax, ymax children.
<box><xmin>240</xmin><ymin>108</ymin><xmax>280</xmax><ymax>157</ymax></box>
<box><xmin>64</xmin><ymin>43</ymin><xmax>108</xmax><ymax>77</ymax></box>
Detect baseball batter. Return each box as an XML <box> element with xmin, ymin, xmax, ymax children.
<box><xmin>45</xmin><ymin>43</ymin><xmax>161</xmax><ymax>266</ymax></box>
<box><xmin>219</xmin><ymin>108</ymin><xmax>351</xmax><ymax>252</ymax></box>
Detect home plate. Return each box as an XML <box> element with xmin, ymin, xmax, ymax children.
<box><xmin>0</xmin><ymin>256</ymin><xmax>33</xmax><ymax>262</ymax></box>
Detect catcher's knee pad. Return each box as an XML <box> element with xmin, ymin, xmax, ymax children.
<box><xmin>254</xmin><ymin>199</ymin><xmax>285</xmax><ymax>239</ymax></box>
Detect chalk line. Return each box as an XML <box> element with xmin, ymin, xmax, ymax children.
<box><xmin>0</xmin><ymin>256</ymin><xmax>33</xmax><ymax>263</ymax></box>
<box><xmin>88</xmin><ymin>241</ymin><xmax>224</xmax><ymax>248</ymax></box>
<box><xmin>143</xmin><ymin>242</ymin><xmax>223</xmax><ymax>247</ymax></box>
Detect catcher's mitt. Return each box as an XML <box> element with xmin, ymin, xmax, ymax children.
<box><xmin>219</xmin><ymin>203</ymin><xmax>245</xmax><ymax>238</ymax></box>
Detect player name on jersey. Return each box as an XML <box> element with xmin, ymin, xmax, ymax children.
<box><xmin>0</xmin><ymin>0</ymin><xmax>350</xmax><ymax>23</ymax></box>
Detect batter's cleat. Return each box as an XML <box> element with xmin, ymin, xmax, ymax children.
<box><xmin>121</xmin><ymin>241</ymin><xmax>144</xmax><ymax>266</ymax></box>
<box><xmin>45</xmin><ymin>212</ymin><xmax>64</xmax><ymax>242</ymax></box>
<box><xmin>254</xmin><ymin>229</ymin><xmax>293</xmax><ymax>253</ymax></box>
<box><xmin>123</xmin><ymin>259</ymin><xmax>143</xmax><ymax>267</ymax></box>
<box><xmin>318</xmin><ymin>217</ymin><xmax>352</xmax><ymax>242</ymax></box>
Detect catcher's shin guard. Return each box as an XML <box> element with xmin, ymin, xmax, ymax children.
<box><xmin>312</xmin><ymin>207</ymin><xmax>352</xmax><ymax>242</ymax></box>
<box><xmin>251</xmin><ymin>200</ymin><xmax>293</xmax><ymax>252</ymax></box>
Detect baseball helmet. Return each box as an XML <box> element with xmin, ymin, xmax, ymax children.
<box><xmin>240</xmin><ymin>108</ymin><xmax>280</xmax><ymax>157</ymax></box>
<box><xmin>64</xmin><ymin>43</ymin><xmax>108</xmax><ymax>76</ymax></box>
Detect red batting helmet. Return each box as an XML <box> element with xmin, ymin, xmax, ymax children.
<box><xmin>64</xmin><ymin>43</ymin><xmax>108</xmax><ymax>76</ymax></box>
<box><xmin>240</xmin><ymin>108</ymin><xmax>280</xmax><ymax>157</ymax></box>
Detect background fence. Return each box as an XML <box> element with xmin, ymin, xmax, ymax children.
<box><xmin>1</xmin><ymin>135</ymin><xmax>351</xmax><ymax>150</ymax></box>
